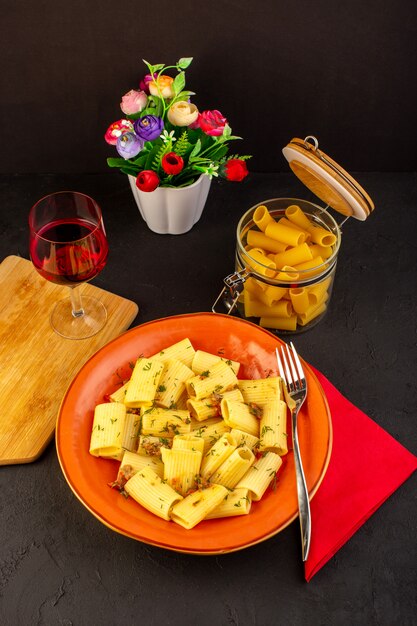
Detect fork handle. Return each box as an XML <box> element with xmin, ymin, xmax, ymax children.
<box><xmin>291</xmin><ymin>406</ymin><xmax>311</xmax><ymax>562</ymax></box>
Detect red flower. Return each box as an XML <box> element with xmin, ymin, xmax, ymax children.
<box><xmin>136</xmin><ymin>170</ymin><xmax>159</xmax><ymax>192</ymax></box>
<box><xmin>198</xmin><ymin>110</ymin><xmax>228</xmax><ymax>136</ymax></box>
<box><xmin>161</xmin><ymin>152</ymin><xmax>184</xmax><ymax>175</ymax></box>
<box><xmin>223</xmin><ymin>159</ymin><xmax>248</xmax><ymax>182</ymax></box>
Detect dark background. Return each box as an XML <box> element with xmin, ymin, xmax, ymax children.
<box><xmin>1</xmin><ymin>0</ymin><xmax>416</xmax><ymax>174</ymax></box>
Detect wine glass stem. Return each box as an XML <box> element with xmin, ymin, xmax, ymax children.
<box><xmin>69</xmin><ymin>287</ymin><xmax>85</xmax><ymax>318</ymax></box>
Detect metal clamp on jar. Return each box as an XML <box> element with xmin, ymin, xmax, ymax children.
<box><xmin>213</xmin><ymin>136</ymin><xmax>375</xmax><ymax>334</ymax></box>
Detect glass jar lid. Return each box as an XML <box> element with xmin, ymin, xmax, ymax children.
<box><xmin>282</xmin><ymin>136</ymin><xmax>375</xmax><ymax>221</ymax></box>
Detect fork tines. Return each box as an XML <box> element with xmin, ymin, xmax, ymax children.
<box><xmin>276</xmin><ymin>342</ymin><xmax>306</xmax><ymax>392</ymax></box>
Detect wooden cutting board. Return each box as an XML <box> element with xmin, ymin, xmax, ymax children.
<box><xmin>0</xmin><ymin>255</ymin><xmax>139</xmax><ymax>465</ymax></box>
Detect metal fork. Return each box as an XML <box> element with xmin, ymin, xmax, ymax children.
<box><xmin>276</xmin><ymin>342</ymin><xmax>311</xmax><ymax>561</ymax></box>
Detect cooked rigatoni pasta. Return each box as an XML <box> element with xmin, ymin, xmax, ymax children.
<box><xmin>89</xmin><ymin>402</ymin><xmax>127</xmax><ymax>458</ymax></box>
<box><xmin>154</xmin><ymin>358</ymin><xmax>194</xmax><ymax>409</ymax></box>
<box><xmin>149</xmin><ymin>338</ymin><xmax>195</xmax><ymax>368</ymax></box>
<box><xmin>109</xmin><ymin>381</ymin><xmax>129</xmax><ymax>403</ymax></box>
<box><xmin>191</xmin><ymin>350</ymin><xmax>241</xmax><ymax>377</ymax></box>
<box><xmin>185</xmin><ymin>360</ymin><xmax>238</xmax><ymax>400</ymax></box>
<box><xmin>124</xmin><ymin>358</ymin><xmax>164</xmax><ymax>408</ymax></box>
<box><xmin>140</xmin><ymin>407</ymin><xmax>191</xmax><ymax>438</ymax></box>
<box><xmin>238</xmin><ymin>377</ymin><xmax>281</xmax><ymax>405</ymax></box>
<box><xmin>119</xmin><ymin>411</ymin><xmax>141</xmax><ymax>456</ymax></box>
<box><xmin>209</xmin><ymin>446</ymin><xmax>255</xmax><ymax>489</ymax></box>
<box><xmin>258</xmin><ymin>399</ymin><xmax>288</xmax><ymax>456</ymax></box>
<box><xmin>200</xmin><ymin>433</ymin><xmax>237</xmax><ymax>478</ymax></box>
<box><xmin>170</xmin><ymin>484</ymin><xmax>228</xmax><ymax>529</ymax></box>
<box><xmin>191</xmin><ymin>419</ymin><xmax>231</xmax><ymax>453</ymax></box>
<box><xmin>229</xmin><ymin>428</ymin><xmax>259</xmax><ymax>451</ymax></box>
<box><xmin>172</xmin><ymin>434</ymin><xmax>205</xmax><ymax>455</ymax></box>
<box><xmin>136</xmin><ymin>434</ymin><xmax>171</xmax><ymax>457</ymax></box>
<box><xmin>236</xmin><ymin>451</ymin><xmax>282</xmax><ymax>501</ymax></box>
<box><xmin>124</xmin><ymin>466</ymin><xmax>183</xmax><ymax>520</ymax></box>
<box><xmin>161</xmin><ymin>447</ymin><xmax>202</xmax><ymax>496</ymax></box>
<box><xmin>115</xmin><ymin>450</ymin><xmax>164</xmax><ymax>483</ymax></box>
<box><xmin>205</xmin><ymin>487</ymin><xmax>252</xmax><ymax>519</ymax></box>
<box><xmin>187</xmin><ymin>387</ymin><xmax>243</xmax><ymax>422</ymax></box>
<box><xmin>220</xmin><ymin>399</ymin><xmax>260</xmax><ymax>437</ymax></box>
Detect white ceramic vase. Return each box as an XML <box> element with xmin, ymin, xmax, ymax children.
<box><xmin>128</xmin><ymin>174</ymin><xmax>212</xmax><ymax>235</ymax></box>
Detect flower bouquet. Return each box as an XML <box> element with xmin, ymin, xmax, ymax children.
<box><xmin>104</xmin><ymin>57</ymin><xmax>251</xmax><ymax>191</ymax></box>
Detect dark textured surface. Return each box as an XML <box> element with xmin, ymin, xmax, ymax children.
<box><xmin>1</xmin><ymin>0</ymin><xmax>417</xmax><ymax>173</ymax></box>
<box><xmin>0</xmin><ymin>172</ymin><xmax>416</xmax><ymax>625</ymax></box>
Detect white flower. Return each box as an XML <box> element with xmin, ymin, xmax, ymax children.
<box><xmin>160</xmin><ymin>130</ymin><xmax>177</xmax><ymax>144</ymax></box>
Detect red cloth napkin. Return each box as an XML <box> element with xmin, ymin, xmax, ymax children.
<box><xmin>305</xmin><ymin>368</ymin><xmax>417</xmax><ymax>582</ymax></box>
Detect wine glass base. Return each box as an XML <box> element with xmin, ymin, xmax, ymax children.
<box><xmin>50</xmin><ymin>295</ymin><xmax>107</xmax><ymax>340</ymax></box>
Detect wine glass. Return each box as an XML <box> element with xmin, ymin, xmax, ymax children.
<box><xmin>29</xmin><ymin>191</ymin><xmax>109</xmax><ymax>340</ymax></box>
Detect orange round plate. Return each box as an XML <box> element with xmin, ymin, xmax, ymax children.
<box><xmin>56</xmin><ymin>313</ymin><xmax>332</xmax><ymax>554</ymax></box>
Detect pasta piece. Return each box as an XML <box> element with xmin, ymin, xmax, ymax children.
<box><xmin>172</xmin><ymin>434</ymin><xmax>205</xmax><ymax>455</ymax></box>
<box><xmin>289</xmin><ymin>288</ymin><xmax>310</xmax><ymax>314</ymax></box>
<box><xmin>244</xmin><ymin>248</ymin><xmax>276</xmax><ymax>278</ymax></box>
<box><xmin>307</xmin><ymin>224</ymin><xmax>337</xmax><ymax>247</ymax></box>
<box><xmin>154</xmin><ymin>359</ymin><xmax>194</xmax><ymax>409</ymax></box>
<box><xmin>187</xmin><ymin>387</ymin><xmax>243</xmax><ymax>422</ymax></box>
<box><xmin>113</xmin><ymin>450</ymin><xmax>164</xmax><ymax>490</ymax></box>
<box><xmin>191</xmin><ymin>350</ymin><xmax>240</xmax><ymax>377</ymax></box>
<box><xmin>278</xmin><ymin>217</ymin><xmax>312</xmax><ymax>241</ymax></box>
<box><xmin>89</xmin><ymin>402</ymin><xmax>127</xmax><ymax>458</ymax></box>
<box><xmin>185</xmin><ymin>360</ymin><xmax>238</xmax><ymax>401</ymax></box>
<box><xmin>124</xmin><ymin>466</ymin><xmax>183</xmax><ymax>520</ymax></box>
<box><xmin>120</xmin><ymin>411</ymin><xmax>141</xmax><ymax>455</ymax></box>
<box><xmin>220</xmin><ymin>399</ymin><xmax>260</xmax><ymax>437</ymax></box>
<box><xmin>243</xmin><ymin>291</ymin><xmax>293</xmax><ymax>319</ymax></box>
<box><xmin>297</xmin><ymin>301</ymin><xmax>327</xmax><ymax>326</ymax></box>
<box><xmin>253</xmin><ymin>204</ymin><xmax>275</xmax><ymax>232</ymax></box>
<box><xmin>265</xmin><ymin>221</ymin><xmax>306</xmax><ymax>247</ymax></box>
<box><xmin>209</xmin><ymin>446</ymin><xmax>255</xmax><ymax>489</ymax></box>
<box><xmin>229</xmin><ymin>428</ymin><xmax>259</xmax><ymax>451</ymax></box>
<box><xmin>285</xmin><ymin>204</ymin><xmax>313</xmax><ymax>231</ymax></box>
<box><xmin>259</xmin><ymin>399</ymin><xmax>288</xmax><ymax>456</ymax></box>
<box><xmin>137</xmin><ymin>434</ymin><xmax>171</xmax><ymax>457</ymax></box>
<box><xmin>109</xmin><ymin>381</ymin><xmax>129</xmax><ymax>403</ymax></box>
<box><xmin>149</xmin><ymin>338</ymin><xmax>196</xmax><ymax>368</ymax></box>
<box><xmin>161</xmin><ymin>447</ymin><xmax>202</xmax><ymax>496</ymax></box>
<box><xmin>200</xmin><ymin>433</ymin><xmax>237</xmax><ymax>478</ymax></box>
<box><xmin>238</xmin><ymin>377</ymin><xmax>282</xmax><ymax>405</ymax></box>
<box><xmin>170</xmin><ymin>484</ymin><xmax>229</xmax><ymax>529</ymax></box>
<box><xmin>273</xmin><ymin>243</ymin><xmax>313</xmax><ymax>269</ymax></box>
<box><xmin>124</xmin><ymin>358</ymin><xmax>164</xmax><ymax>408</ymax></box>
<box><xmin>256</xmin><ymin>284</ymin><xmax>287</xmax><ymax>307</ymax></box>
<box><xmin>140</xmin><ymin>407</ymin><xmax>192</xmax><ymax>437</ymax></box>
<box><xmin>293</xmin><ymin>256</ymin><xmax>326</xmax><ymax>279</ymax></box>
<box><xmin>309</xmin><ymin>244</ymin><xmax>333</xmax><ymax>260</ymax></box>
<box><xmin>191</xmin><ymin>420</ymin><xmax>231</xmax><ymax>453</ymax></box>
<box><xmin>236</xmin><ymin>451</ymin><xmax>282</xmax><ymax>501</ymax></box>
<box><xmin>259</xmin><ymin>316</ymin><xmax>298</xmax><ymax>331</ymax></box>
<box><xmin>246</xmin><ymin>229</ymin><xmax>287</xmax><ymax>253</ymax></box>
<box><xmin>307</xmin><ymin>277</ymin><xmax>332</xmax><ymax>305</ymax></box>
<box><xmin>205</xmin><ymin>487</ymin><xmax>252</xmax><ymax>519</ymax></box>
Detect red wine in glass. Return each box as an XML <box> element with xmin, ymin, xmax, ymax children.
<box><xmin>29</xmin><ymin>191</ymin><xmax>109</xmax><ymax>339</ymax></box>
<box><xmin>30</xmin><ymin>218</ymin><xmax>108</xmax><ymax>286</ymax></box>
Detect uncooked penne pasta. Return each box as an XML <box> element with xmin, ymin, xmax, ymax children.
<box><xmin>244</xmin><ymin>248</ymin><xmax>276</xmax><ymax>278</ymax></box>
<box><xmin>170</xmin><ymin>484</ymin><xmax>229</xmax><ymax>529</ymax></box>
<box><xmin>273</xmin><ymin>243</ymin><xmax>313</xmax><ymax>269</ymax></box>
<box><xmin>259</xmin><ymin>316</ymin><xmax>298</xmax><ymax>331</ymax></box>
<box><xmin>258</xmin><ymin>399</ymin><xmax>288</xmax><ymax>456</ymax></box>
<box><xmin>285</xmin><ymin>204</ymin><xmax>313</xmax><ymax>231</ymax></box>
<box><xmin>149</xmin><ymin>338</ymin><xmax>196</xmax><ymax>369</ymax></box>
<box><xmin>246</xmin><ymin>229</ymin><xmax>287</xmax><ymax>254</ymax></box>
<box><xmin>124</xmin><ymin>358</ymin><xmax>164</xmax><ymax>408</ymax></box>
<box><xmin>244</xmin><ymin>291</ymin><xmax>293</xmax><ymax>319</ymax></box>
<box><xmin>265</xmin><ymin>221</ymin><xmax>306</xmax><ymax>247</ymax></box>
<box><xmin>154</xmin><ymin>358</ymin><xmax>194</xmax><ymax>409</ymax></box>
<box><xmin>186</xmin><ymin>360</ymin><xmax>238</xmax><ymax>401</ymax></box>
<box><xmin>205</xmin><ymin>487</ymin><xmax>252</xmax><ymax>519</ymax></box>
<box><xmin>209</xmin><ymin>446</ymin><xmax>255</xmax><ymax>489</ymax></box>
<box><xmin>307</xmin><ymin>224</ymin><xmax>337</xmax><ymax>247</ymax></box>
<box><xmin>289</xmin><ymin>288</ymin><xmax>310</xmax><ymax>314</ymax></box>
<box><xmin>220</xmin><ymin>399</ymin><xmax>260</xmax><ymax>437</ymax></box>
<box><xmin>89</xmin><ymin>402</ymin><xmax>127</xmax><ymax>458</ymax></box>
<box><xmin>307</xmin><ymin>277</ymin><xmax>332</xmax><ymax>305</ymax></box>
<box><xmin>253</xmin><ymin>204</ymin><xmax>275</xmax><ymax>232</ymax></box>
<box><xmin>161</xmin><ymin>447</ymin><xmax>202</xmax><ymax>496</ymax></box>
<box><xmin>191</xmin><ymin>350</ymin><xmax>241</xmax><ymax>377</ymax></box>
<box><xmin>297</xmin><ymin>301</ymin><xmax>328</xmax><ymax>326</ymax></box>
<box><xmin>124</xmin><ymin>466</ymin><xmax>183</xmax><ymax>520</ymax></box>
<box><xmin>236</xmin><ymin>451</ymin><xmax>283</xmax><ymax>501</ymax></box>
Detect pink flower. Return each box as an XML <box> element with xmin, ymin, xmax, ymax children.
<box><xmin>198</xmin><ymin>110</ymin><xmax>228</xmax><ymax>136</ymax></box>
<box><xmin>139</xmin><ymin>73</ymin><xmax>157</xmax><ymax>94</ymax></box>
<box><xmin>120</xmin><ymin>89</ymin><xmax>147</xmax><ymax>115</ymax></box>
<box><xmin>104</xmin><ymin>119</ymin><xmax>134</xmax><ymax>145</ymax></box>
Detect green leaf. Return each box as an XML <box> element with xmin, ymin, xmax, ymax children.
<box><xmin>145</xmin><ymin>144</ymin><xmax>162</xmax><ymax>170</ymax></box>
<box><xmin>189</xmin><ymin>139</ymin><xmax>201</xmax><ymax>160</ymax></box>
<box><xmin>177</xmin><ymin>57</ymin><xmax>193</xmax><ymax>69</ymax></box>
<box><xmin>173</xmin><ymin>72</ymin><xmax>185</xmax><ymax>96</ymax></box>
<box><xmin>107</xmin><ymin>157</ymin><xmax>127</xmax><ymax>168</ymax></box>
<box><xmin>223</xmin><ymin>124</ymin><xmax>232</xmax><ymax>138</ymax></box>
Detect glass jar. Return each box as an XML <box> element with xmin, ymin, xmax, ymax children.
<box><xmin>214</xmin><ymin>197</ymin><xmax>341</xmax><ymax>335</ymax></box>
